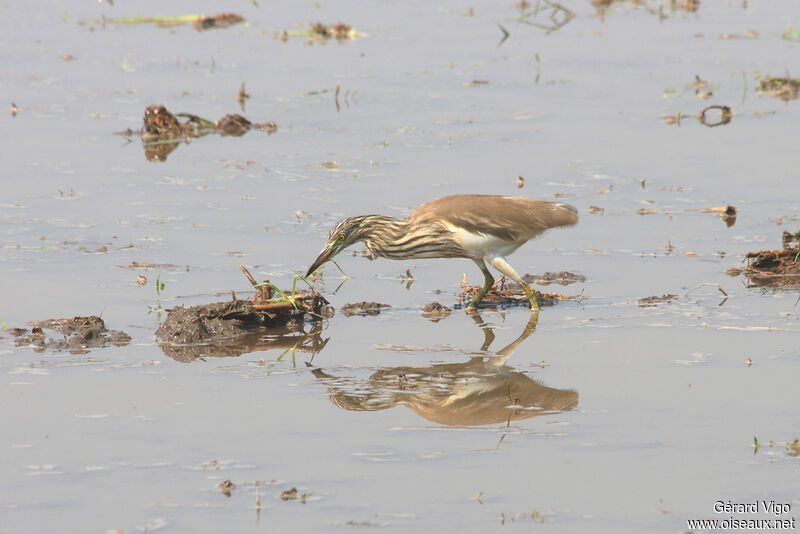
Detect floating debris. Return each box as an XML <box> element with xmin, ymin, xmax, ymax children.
<box><xmin>458</xmin><ymin>276</ymin><xmax>578</xmax><ymax>309</ymax></box>
<box><xmin>697</xmin><ymin>105</ymin><xmax>733</xmax><ymax>127</ymax></box>
<box><xmin>237</xmin><ymin>82</ymin><xmax>249</xmax><ymax>112</ymax></box>
<box><xmin>744</xmin><ymin>231</ymin><xmax>800</xmax><ymax>287</ymax></box>
<box><xmin>11</xmin><ymin>316</ymin><xmax>131</xmax><ymax>354</ymax></box>
<box><xmin>665</xmin><ymin>105</ymin><xmax>733</xmax><ymax>128</ymax></box>
<box><xmin>280</xmin><ymin>487</ymin><xmax>310</xmax><ymax>503</ymax></box>
<box><xmin>511</xmin><ymin>0</ymin><xmax>575</xmax><ymax>35</ymax></box>
<box><xmin>690</xmin><ymin>205</ymin><xmax>737</xmax><ymax>227</ymax></box>
<box><xmin>758</xmin><ymin>77</ymin><xmax>800</xmax><ymax>101</ymax></box>
<box><xmin>718</xmin><ymin>30</ymin><xmax>758</xmax><ymax>40</ymax></box>
<box><xmin>592</xmin><ymin>0</ymin><xmax>698</xmax><ymax>20</ymax></box>
<box><xmin>275</xmin><ymin>22</ymin><xmax>366</xmax><ymax>42</ymax></box>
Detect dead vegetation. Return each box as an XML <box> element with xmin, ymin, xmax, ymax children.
<box><xmin>592</xmin><ymin>0</ymin><xmax>699</xmax><ymax>21</ymax></box>
<box><xmin>458</xmin><ymin>274</ymin><xmax>581</xmax><ymax>309</ymax></box>
<box><xmin>744</xmin><ymin>231</ymin><xmax>800</xmax><ymax>287</ymax></box>
<box><xmin>80</xmin><ymin>13</ymin><xmax>245</xmax><ymax>31</ymax></box>
<box><xmin>665</xmin><ymin>105</ymin><xmax>733</xmax><ymax>128</ymax></box>
<box><xmin>274</xmin><ymin>22</ymin><xmax>364</xmax><ymax>42</ymax></box>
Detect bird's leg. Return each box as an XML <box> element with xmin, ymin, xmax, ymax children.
<box><xmin>486</xmin><ymin>256</ymin><xmax>539</xmax><ymax>310</ymax></box>
<box><xmin>466</xmin><ymin>259</ymin><xmax>494</xmax><ymax>311</ymax></box>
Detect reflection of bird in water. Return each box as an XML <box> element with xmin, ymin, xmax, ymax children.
<box><xmin>309</xmin><ymin>311</ymin><xmax>578</xmax><ymax>426</ymax></box>
<box><xmin>306</xmin><ymin>195</ymin><xmax>578</xmax><ymax>310</ymax></box>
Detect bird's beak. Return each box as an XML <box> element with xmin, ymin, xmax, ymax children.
<box><xmin>306</xmin><ymin>243</ymin><xmax>336</xmax><ymax>277</ymax></box>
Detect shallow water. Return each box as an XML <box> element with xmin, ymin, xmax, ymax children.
<box><xmin>3</xmin><ymin>1</ymin><xmax>800</xmax><ymax>532</ymax></box>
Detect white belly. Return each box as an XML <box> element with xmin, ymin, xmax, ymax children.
<box><xmin>445</xmin><ymin>224</ymin><xmax>524</xmax><ymax>259</ymax></box>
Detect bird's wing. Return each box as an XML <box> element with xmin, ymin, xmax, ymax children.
<box><xmin>407</xmin><ymin>195</ymin><xmax>578</xmax><ymax>242</ymax></box>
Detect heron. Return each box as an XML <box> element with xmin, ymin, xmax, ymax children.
<box><xmin>306</xmin><ymin>194</ymin><xmax>578</xmax><ymax>310</ymax></box>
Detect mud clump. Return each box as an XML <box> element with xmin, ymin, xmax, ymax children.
<box><xmin>744</xmin><ymin>231</ymin><xmax>800</xmax><ymax>287</ymax></box>
<box><xmin>156</xmin><ymin>301</ymin><xmax>280</xmax><ymax>345</ymax></box>
<box><xmin>421</xmin><ymin>302</ymin><xmax>452</xmax><ymax>321</ymax></box>
<box><xmin>156</xmin><ymin>295</ymin><xmax>329</xmax><ymax>344</ymax></box>
<box><xmin>11</xmin><ymin>316</ymin><xmax>131</xmax><ymax>354</ymax></box>
<box><xmin>340</xmin><ymin>302</ymin><xmax>391</xmax><ymax>316</ymax></box>
<box><xmin>155</xmin><ymin>296</ymin><xmax>331</xmax><ymax>362</ymax></box>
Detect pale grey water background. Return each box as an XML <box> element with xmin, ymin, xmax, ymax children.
<box><xmin>2</xmin><ymin>1</ymin><xmax>799</xmax><ymax>532</ymax></box>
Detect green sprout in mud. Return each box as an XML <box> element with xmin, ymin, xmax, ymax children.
<box><xmin>155</xmin><ymin>274</ymin><xmax>166</xmax><ymax>296</ymax></box>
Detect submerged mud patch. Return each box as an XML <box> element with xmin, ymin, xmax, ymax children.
<box><xmin>523</xmin><ymin>271</ymin><xmax>585</xmax><ymax>286</ymax></box>
<box><xmin>340</xmin><ymin>302</ymin><xmax>391</xmax><ymax>316</ymax></box>
<box><xmin>638</xmin><ymin>294</ymin><xmax>680</xmax><ymax>307</ymax></box>
<box><xmin>10</xmin><ymin>316</ymin><xmax>130</xmax><ymax>354</ymax></box>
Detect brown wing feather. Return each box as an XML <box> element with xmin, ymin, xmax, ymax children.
<box><xmin>407</xmin><ymin>195</ymin><xmax>578</xmax><ymax>241</ymax></box>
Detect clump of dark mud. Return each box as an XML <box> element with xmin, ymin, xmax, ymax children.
<box><xmin>119</xmin><ymin>105</ymin><xmax>278</xmax><ymax>161</ymax></box>
<box><xmin>11</xmin><ymin>316</ymin><xmax>131</xmax><ymax>354</ymax></box>
<box><xmin>744</xmin><ymin>231</ymin><xmax>800</xmax><ymax>287</ymax></box>
<box><xmin>340</xmin><ymin>302</ymin><xmax>391</xmax><ymax>317</ymax></box>
<box><xmin>638</xmin><ymin>294</ymin><xmax>679</xmax><ymax>307</ymax></box>
<box><xmin>156</xmin><ymin>294</ymin><xmax>331</xmax><ymax>360</ymax></box>
<box><xmin>421</xmin><ymin>302</ymin><xmax>451</xmax><ymax>321</ymax></box>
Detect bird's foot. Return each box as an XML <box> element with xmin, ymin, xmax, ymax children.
<box><xmin>522</xmin><ymin>284</ymin><xmax>540</xmax><ymax>310</ymax></box>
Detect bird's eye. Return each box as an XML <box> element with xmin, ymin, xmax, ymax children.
<box><xmin>336</xmin><ymin>233</ymin><xmax>346</xmax><ymax>242</ymax></box>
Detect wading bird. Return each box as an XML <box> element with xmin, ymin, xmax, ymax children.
<box><xmin>306</xmin><ymin>194</ymin><xmax>578</xmax><ymax>310</ymax></box>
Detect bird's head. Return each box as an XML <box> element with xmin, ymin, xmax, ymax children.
<box><xmin>305</xmin><ymin>216</ymin><xmax>370</xmax><ymax>277</ymax></box>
